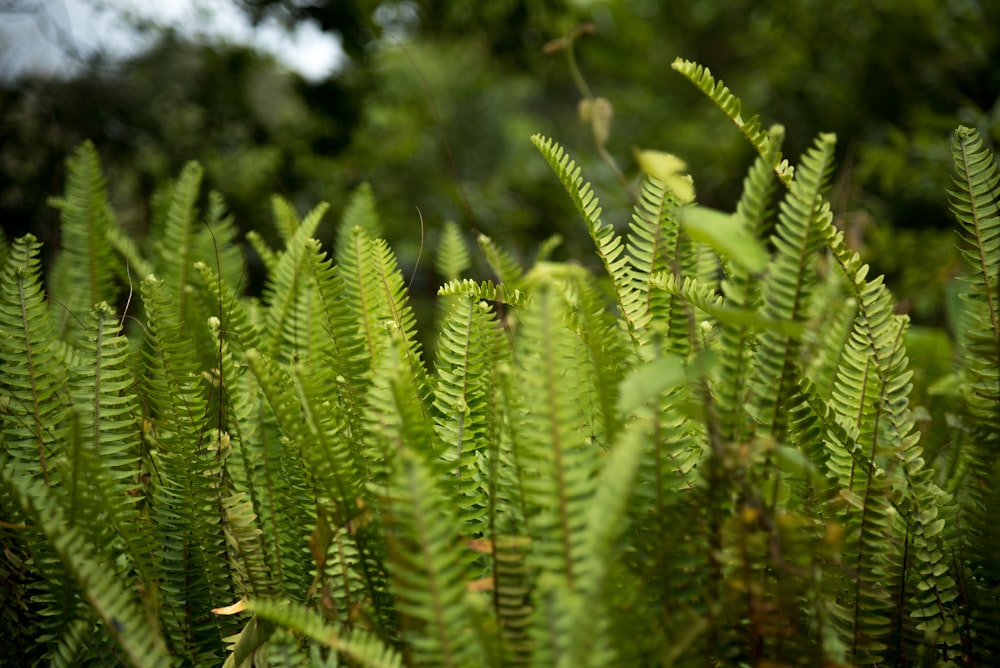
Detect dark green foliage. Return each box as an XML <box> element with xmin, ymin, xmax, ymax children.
<box><xmin>1</xmin><ymin>63</ymin><xmax>999</xmax><ymax>668</ymax></box>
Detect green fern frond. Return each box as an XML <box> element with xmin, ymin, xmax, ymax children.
<box><xmin>68</xmin><ymin>302</ymin><xmax>158</xmax><ymax>597</ymax></box>
<box><xmin>337</xmin><ymin>226</ymin><xmax>430</xmax><ymax>409</ymax></box>
<box><xmin>531</xmin><ymin>134</ymin><xmax>640</xmax><ymax>348</ymax></box>
<box><xmin>247</xmin><ymin>230</ymin><xmax>280</xmax><ymax>277</ymax></box>
<box><xmin>563</xmin><ymin>415</ymin><xmax>650</xmax><ymax>665</ymax></box>
<box><xmin>0</xmin><ymin>234</ymin><xmax>70</xmax><ymax>485</ymax></box>
<box><xmin>536</xmin><ymin>233</ymin><xmax>563</xmax><ymax>263</ymax></box>
<box><xmin>141</xmin><ymin>273</ymin><xmax>236</xmax><ymax>662</ymax></box>
<box><xmin>271</xmin><ymin>195</ymin><xmax>303</xmax><ymax>243</ymax></box>
<box><xmin>246</xmin><ymin>599</ymin><xmax>403</xmax><ymax>668</ymax></box>
<box><xmin>622</xmin><ymin>177</ymin><xmax>680</xmax><ymax>345</ymax></box>
<box><xmin>261</xmin><ymin>201</ymin><xmax>329</xmax><ymax>361</ymax></box>
<box><xmin>653</xmin><ymin>273</ymin><xmax>724</xmax><ymax>321</ymax></box>
<box><xmin>152</xmin><ymin>161</ymin><xmax>203</xmax><ymax>328</ymax></box>
<box><xmin>948</xmin><ymin>126</ymin><xmax>1000</xmax><ymax>664</ymax></box>
<box><xmin>559</xmin><ymin>270</ymin><xmax>629</xmax><ymax>449</ymax></box>
<box><xmin>751</xmin><ymin>132</ymin><xmax>837</xmax><ymax>438</ymax></box>
<box><xmin>381</xmin><ymin>446</ymin><xmax>489</xmax><ymax>667</ymax></box>
<box><xmin>46</xmin><ymin>141</ymin><xmax>118</xmax><ymax>343</ymax></box>
<box><xmin>948</xmin><ymin>126</ymin><xmax>1000</xmax><ymax>424</ymax></box>
<box><xmin>243</xmin><ymin>346</ymin><xmax>364</xmax><ymax>548</ymax></box>
<box><xmin>510</xmin><ymin>283</ymin><xmax>597</xmax><ymax>587</ymax></box>
<box><xmin>477</xmin><ymin>234</ymin><xmax>525</xmax><ymax>287</ymax></box>
<box><xmin>197</xmin><ymin>191</ymin><xmax>247</xmax><ymax>295</ymax></box>
<box><xmin>432</xmin><ymin>295</ymin><xmax>506</xmax><ymax>537</ymax></box>
<box><xmin>714</xmin><ymin>149</ymin><xmax>780</xmax><ymax>442</ymax></box>
<box><xmin>303</xmin><ymin>241</ymin><xmax>374</xmax><ymax>450</ymax></box>
<box><xmin>437</xmin><ymin>278</ymin><xmax>529</xmax><ymax>307</ymax></box>
<box><xmin>106</xmin><ymin>225</ymin><xmax>155</xmax><ymax>306</ymax></box>
<box><xmin>435</xmin><ymin>221</ymin><xmax>472</xmax><ymax>283</ymax></box>
<box><xmin>336</xmin><ymin>182</ymin><xmax>383</xmax><ymax>255</ymax></box>
<box><xmin>950</xmin><ymin>127</ymin><xmax>1000</xmax><ymax>337</ymax></box>
<box><xmin>671</xmin><ymin>58</ymin><xmax>793</xmax><ymax>186</ymax></box>
<box><xmin>371</xmin><ymin>235</ymin><xmax>431</xmax><ymax>405</ymax></box>
<box><xmin>1</xmin><ymin>462</ymin><xmax>172</xmax><ymax>667</ymax></box>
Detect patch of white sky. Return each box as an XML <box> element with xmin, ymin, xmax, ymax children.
<box><xmin>0</xmin><ymin>0</ymin><xmax>346</xmax><ymax>81</ymax></box>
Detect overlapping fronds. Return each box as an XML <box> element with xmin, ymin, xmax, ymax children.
<box><xmin>260</xmin><ymin>201</ymin><xmax>329</xmax><ymax>360</ymax></box>
<box><xmin>381</xmin><ymin>446</ymin><xmax>489</xmax><ymax>667</ymax></box>
<box><xmin>948</xmin><ymin>127</ymin><xmax>1000</xmax><ymax>420</ymax></box>
<box><xmin>432</xmin><ymin>295</ymin><xmax>507</xmax><ymax>536</ymax></box>
<box><xmin>5</xmin><ymin>80</ymin><xmax>998</xmax><ymax>668</ymax></box>
<box><xmin>437</xmin><ymin>278</ymin><xmax>529</xmax><ymax>307</ymax></box>
<box><xmin>152</xmin><ymin>161</ymin><xmax>203</xmax><ymax>327</ymax></box>
<box><xmin>623</xmin><ymin>176</ymin><xmax>681</xmax><ymax>346</ymax></box>
<box><xmin>947</xmin><ymin>126</ymin><xmax>1000</xmax><ymax>664</ymax></box>
<box><xmin>0</xmin><ymin>466</ymin><xmax>172</xmax><ymax>668</ymax></box>
<box><xmin>247</xmin><ymin>599</ymin><xmax>403</xmax><ymax>667</ymax></box>
<box><xmin>713</xmin><ymin>148</ymin><xmax>779</xmax><ymax>442</ymax></box>
<box><xmin>141</xmin><ymin>273</ymin><xmax>237</xmax><ymax>662</ymax></box>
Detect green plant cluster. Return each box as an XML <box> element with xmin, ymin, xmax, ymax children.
<box><xmin>1</xmin><ymin>61</ymin><xmax>998</xmax><ymax>667</ymax></box>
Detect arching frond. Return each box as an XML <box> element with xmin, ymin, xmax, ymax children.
<box><xmin>245</xmin><ymin>599</ymin><xmax>403</xmax><ymax>668</ymax></box>
<box><xmin>530</xmin><ymin>134</ymin><xmax>639</xmax><ymax>347</ymax></box>
<box><xmin>1</xmin><ymin>463</ymin><xmax>172</xmax><ymax>667</ymax></box>
<box><xmin>671</xmin><ymin>58</ymin><xmax>793</xmax><ymax>186</ymax></box>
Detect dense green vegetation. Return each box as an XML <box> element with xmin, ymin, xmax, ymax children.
<box><xmin>1</xmin><ymin>2</ymin><xmax>999</xmax><ymax>665</ymax></box>
<box><xmin>3</xmin><ymin>1</ymin><xmax>999</xmax><ymax>324</ymax></box>
<box><xmin>1</xmin><ymin>52</ymin><xmax>998</xmax><ymax>665</ymax></box>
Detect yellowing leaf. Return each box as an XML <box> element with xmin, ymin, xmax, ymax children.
<box><xmin>635</xmin><ymin>149</ymin><xmax>696</xmax><ymax>203</ymax></box>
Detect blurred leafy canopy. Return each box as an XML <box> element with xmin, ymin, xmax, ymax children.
<box><xmin>1</xmin><ymin>0</ymin><xmax>999</xmax><ymax>324</ymax></box>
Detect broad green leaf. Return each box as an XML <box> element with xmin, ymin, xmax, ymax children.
<box><xmin>681</xmin><ymin>205</ymin><xmax>769</xmax><ymax>273</ymax></box>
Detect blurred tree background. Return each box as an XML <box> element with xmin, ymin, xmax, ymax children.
<box><xmin>2</xmin><ymin>0</ymin><xmax>998</xmax><ymax>323</ymax></box>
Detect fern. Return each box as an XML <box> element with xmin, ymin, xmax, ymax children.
<box><xmin>530</xmin><ymin>134</ymin><xmax>640</xmax><ymax>348</ymax></box>
<box><xmin>437</xmin><ymin>278</ymin><xmax>529</xmax><ymax>307</ymax></box>
<box><xmin>6</xmin><ymin>67</ymin><xmax>999</xmax><ymax>667</ymax></box>
<box><xmin>477</xmin><ymin>234</ymin><xmax>525</xmax><ymax>287</ymax></box>
<box><xmin>152</xmin><ymin>161</ymin><xmax>203</xmax><ymax>330</ymax></box>
<box><xmin>141</xmin><ymin>273</ymin><xmax>237</xmax><ymax>662</ymax></box>
<box><xmin>246</xmin><ymin>599</ymin><xmax>403</xmax><ymax>667</ymax></box>
<box><xmin>46</xmin><ymin>140</ymin><xmax>118</xmax><ymax>343</ymax></box>
<box><xmin>432</xmin><ymin>295</ymin><xmax>506</xmax><ymax>537</ymax></box>
<box><xmin>0</xmin><ymin>234</ymin><xmax>70</xmax><ymax>485</ymax></box>
<box><xmin>1</xmin><ymin>464</ymin><xmax>172</xmax><ymax>667</ymax></box>
<box><xmin>751</xmin><ymin>132</ymin><xmax>837</xmax><ymax>439</ymax></box>
<box><xmin>382</xmin><ymin>446</ymin><xmax>489</xmax><ymax>667</ymax></box>
<box><xmin>435</xmin><ymin>221</ymin><xmax>472</xmax><ymax>283</ymax></box>
<box><xmin>260</xmin><ymin>201</ymin><xmax>330</xmax><ymax>361</ymax></box>
<box><xmin>948</xmin><ymin>125</ymin><xmax>1000</xmax><ymax>664</ymax></box>
<box><xmin>671</xmin><ymin>58</ymin><xmax>793</xmax><ymax>186</ymax></box>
